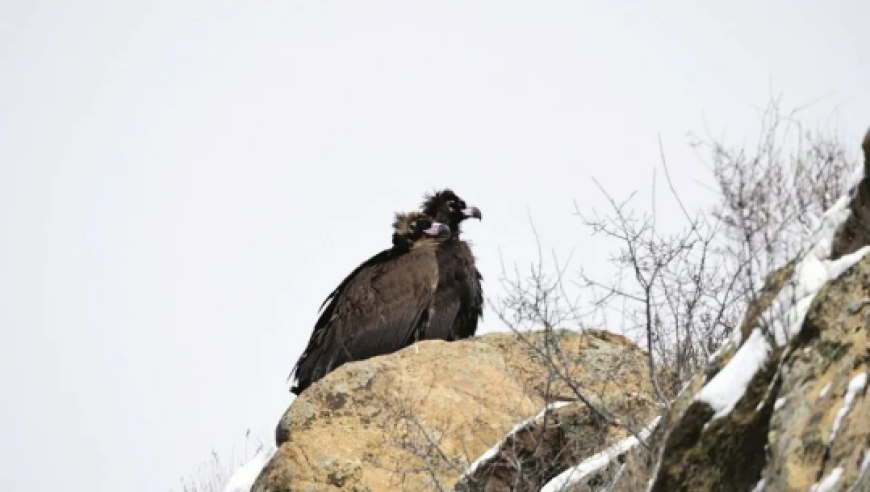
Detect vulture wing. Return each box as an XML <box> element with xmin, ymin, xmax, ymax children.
<box><xmin>290</xmin><ymin>244</ymin><xmax>439</xmax><ymax>394</ymax></box>
<box><xmin>425</xmin><ymin>240</ymin><xmax>483</xmax><ymax>341</ymax></box>
<box><xmin>456</xmin><ymin>260</ymin><xmax>484</xmax><ymax>339</ymax></box>
<box><xmin>454</xmin><ymin>240</ymin><xmax>483</xmax><ymax>339</ymax></box>
<box><xmin>425</xmin><ymin>267</ymin><xmax>462</xmax><ymax>341</ymax></box>
<box><xmin>289</xmin><ymin>248</ymin><xmax>399</xmax><ymax>388</ymax></box>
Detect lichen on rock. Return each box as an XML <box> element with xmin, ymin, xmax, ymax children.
<box><xmin>251</xmin><ymin>329</ymin><xmax>657</xmax><ymax>491</ymax></box>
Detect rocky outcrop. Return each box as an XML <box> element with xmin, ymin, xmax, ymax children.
<box><xmin>643</xmin><ymin>259</ymin><xmax>870</xmax><ymax>491</ymax></box>
<box><xmin>251</xmin><ymin>330</ymin><xmax>658</xmax><ymax>492</ymax></box>
<box><xmin>634</xmin><ymin>128</ymin><xmax>870</xmax><ymax>492</ymax></box>
<box><xmin>241</xmin><ymin>130</ymin><xmax>870</xmax><ymax>492</ymax></box>
<box><xmin>460</xmin><ymin>128</ymin><xmax>870</xmax><ymax>492</ymax></box>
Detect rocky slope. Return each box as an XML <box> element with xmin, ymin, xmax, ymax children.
<box><xmin>636</xmin><ymin>130</ymin><xmax>870</xmax><ymax>492</ymax></box>
<box><xmin>551</xmin><ymin>128</ymin><xmax>870</xmax><ymax>492</ymax></box>
<box><xmin>251</xmin><ymin>330</ymin><xmax>659</xmax><ymax>491</ymax></box>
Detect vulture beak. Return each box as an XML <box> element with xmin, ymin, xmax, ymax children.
<box><xmin>462</xmin><ymin>206</ymin><xmax>482</xmax><ymax>221</ymax></box>
<box><xmin>423</xmin><ymin>222</ymin><xmax>452</xmax><ymax>238</ymax></box>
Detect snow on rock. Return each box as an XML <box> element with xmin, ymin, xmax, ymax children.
<box><xmin>749</xmin><ymin>478</ymin><xmax>767</xmax><ymax>492</ymax></box>
<box><xmin>773</xmin><ymin>397</ymin><xmax>786</xmax><ymax>411</ymax></box>
<box><xmin>696</xmin><ymin>328</ymin><xmax>771</xmax><ymax>419</ymax></box>
<box><xmin>460</xmin><ymin>401</ymin><xmax>572</xmax><ymax>479</ymax></box>
<box><xmin>829</xmin><ymin>372</ymin><xmax>868</xmax><ymax>446</ymax></box>
<box><xmin>819</xmin><ymin>382</ymin><xmax>832</xmax><ymax>399</ymax></box>
<box><xmin>763</xmin><ymin>174</ymin><xmax>868</xmax><ymax>345</ymax></box>
<box><xmin>540</xmin><ymin>417</ymin><xmax>661</xmax><ymax>492</ymax></box>
<box><xmin>223</xmin><ymin>444</ymin><xmax>276</xmax><ymax>492</ymax></box>
<box><xmin>645</xmin><ymin>144</ymin><xmax>870</xmax><ymax>491</ymax></box>
<box><xmin>691</xmin><ymin>164</ymin><xmax>870</xmax><ymax>422</ymax></box>
<box><xmin>810</xmin><ymin>467</ymin><xmax>843</xmax><ymax>492</ymax></box>
<box><xmin>766</xmin><ymin>245</ymin><xmax>870</xmax><ymax>348</ymax></box>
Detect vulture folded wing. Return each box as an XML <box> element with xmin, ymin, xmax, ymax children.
<box><xmin>426</xmin><ymin>240</ymin><xmax>484</xmax><ymax>342</ymax></box>
<box><xmin>289</xmin><ymin>247</ymin><xmax>401</xmax><ymax>393</ymax></box>
<box><xmin>329</xmin><ymin>245</ymin><xmax>440</xmax><ymax>364</ymax></box>
<box><xmin>291</xmin><ymin>245</ymin><xmax>440</xmax><ymax>393</ymax></box>
<box><xmin>316</xmin><ymin>248</ymin><xmax>401</xmax><ymax>314</ymax></box>
<box><xmin>454</xmin><ymin>263</ymin><xmax>484</xmax><ymax>339</ymax></box>
<box><xmin>426</xmin><ymin>280</ymin><xmax>462</xmax><ymax>341</ymax></box>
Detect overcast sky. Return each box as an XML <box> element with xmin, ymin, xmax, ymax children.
<box><xmin>1</xmin><ymin>1</ymin><xmax>868</xmax><ymax>491</ymax></box>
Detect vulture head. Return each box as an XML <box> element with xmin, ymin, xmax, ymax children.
<box><xmin>420</xmin><ymin>189</ymin><xmax>481</xmax><ymax>236</ymax></box>
<box><xmin>391</xmin><ymin>211</ymin><xmax>452</xmax><ymax>249</ymax></box>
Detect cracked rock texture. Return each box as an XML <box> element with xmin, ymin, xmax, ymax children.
<box><xmin>251</xmin><ymin>330</ymin><xmax>655</xmax><ymax>492</ymax></box>
<box><xmin>628</xmin><ymin>128</ymin><xmax>870</xmax><ymax>492</ymax></box>
<box><xmin>455</xmin><ymin>391</ymin><xmax>658</xmax><ymax>492</ymax></box>
<box><xmin>641</xmin><ymin>254</ymin><xmax>870</xmax><ymax>492</ymax></box>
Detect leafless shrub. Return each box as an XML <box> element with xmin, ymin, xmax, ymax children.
<box><xmin>691</xmin><ymin>99</ymin><xmax>855</xmax><ymax>346</ymax></box>
<box><xmin>575</xmin><ymin>169</ymin><xmax>745</xmax><ymax>400</ymax></box>
<box><xmin>381</xmin><ymin>101</ymin><xmax>856</xmax><ymax>491</ymax></box>
<box><xmin>468</xmin><ymin>102</ymin><xmax>854</xmax><ymax>489</ymax></box>
<box><xmin>696</xmin><ymin>98</ymin><xmax>854</xmax><ymax>291</ymax></box>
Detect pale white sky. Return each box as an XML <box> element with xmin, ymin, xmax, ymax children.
<box><xmin>0</xmin><ymin>1</ymin><xmax>867</xmax><ymax>491</ymax></box>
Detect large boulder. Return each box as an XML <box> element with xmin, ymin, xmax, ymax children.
<box><xmin>251</xmin><ymin>329</ymin><xmax>658</xmax><ymax>492</ymax></box>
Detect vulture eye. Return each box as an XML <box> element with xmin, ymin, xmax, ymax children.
<box><xmin>417</xmin><ymin>219</ymin><xmax>432</xmax><ymax>230</ymax></box>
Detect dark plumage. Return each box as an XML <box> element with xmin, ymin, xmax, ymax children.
<box><xmin>420</xmin><ymin>189</ymin><xmax>484</xmax><ymax>342</ymax></box>
<box><xmin>289</xmin><ymin>212</ymin><xmax>451</xmax><ymax>395</ymax></box>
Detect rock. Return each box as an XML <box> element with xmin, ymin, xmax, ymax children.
<box><xmin>832</xmin><ymin>128</ymin><xmax>870</xmax><ymax>259</ymax></box>
<box><xmin>455</xmin><ymin>392</ymin><xmax>659</xmax><ymax>491</ymax></box>
<box><xmin>252</xmin><ymin>329</ymin><xmax>657</xmax><ymax>492</ymax></box>
<box><xmin>636</xmin><ymin>129</ymin><xmax>870</xmax><ymax>492</ymax></box>
<box><xmin>642</xmin><ymin>255</ymin><xmax>870</xmax><ymax>492</ymax></box>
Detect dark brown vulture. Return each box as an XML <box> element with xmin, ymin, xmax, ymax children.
<box><xmin>289</xmin><ymin>212</ymin><xmax>451</xmax><ymax>395</ymax></box>
<box><xmin>419</xmin><ymin>189</ymin><xmax>484</xmax><ymax>341</ymax></box>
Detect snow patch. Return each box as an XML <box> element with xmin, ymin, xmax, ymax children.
<box><xmin>810</xmin><ymin>467</ymin><xmax>843</xmax><ymax>492</ymax></box>
<box><xmin>693</xmin><ymin>169</ymin><xmax>870</xmax><ymax>421</ymax></box>
<box><xmin>749</xmin><ymin>478</ymin><xmax>766</xmax><ymax>492</ymax></box>
<box><xmin>540</xmin><ymin>417</ymin><xmax>660</xmax><ymax>492</ymax></box>
<box><xmin>696</xmin><ymin>328</ymin><xmax>771</xmax><ymax>419</ymax></box>
<box><xmin>223</xmin><ymin>444</ymin><xmax>277</xmax><ymax>492</ymax></box>
<box><xmin>646</xmin><ymin>163</ymin><xmax>867</xmax><ymax>486</ymax></box>
<box><xmin>762</xmin><ymin>193</ymin><xmax>869</xmax><ymax>347</ymax></box>
<box><xmin>773</xmin><ymin>397</ymin><xmax>786</xmax><ymax>411</ymax></box>
<box><xmin>829</xmin><ymin>373</ymin><xmax>868</xmax><ymax>446</ymax></box>
<box><xmin>819</xmin><ymin>382</ymin><xmax>832</xmax><ymax>399</ymax></box>
<box><xmin>461</xmin><ymin>401</ymin><xmax>572</xmax><ymax>479</ymax></box>
<box><xmin>696</xmin><ymin>186</ymin><xmax>868</xmax><ymax>420</ymax></box>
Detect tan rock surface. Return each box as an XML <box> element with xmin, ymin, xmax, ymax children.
<box><xmin>252</xmin><ymin>329</ymin><xmax>655</xmax><ymax>492</ymax></box>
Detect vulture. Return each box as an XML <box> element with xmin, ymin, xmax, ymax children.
<box><xmin>419</xmin><ymin>189</ymin><xmax>484</xmax><ymax>341</ymax></box>
<box><xmin>289</xmin><ymin>211</ymin><xmax>451</xmax><ymax>395</ymax></box>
